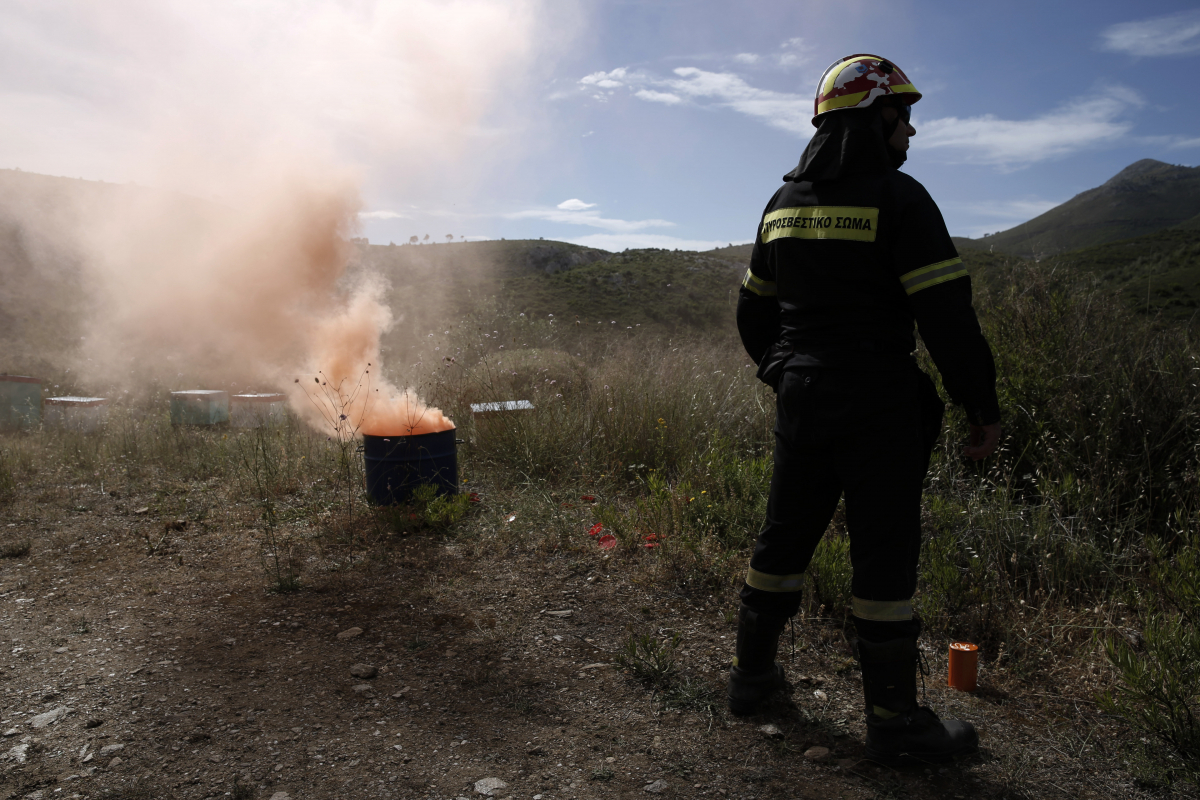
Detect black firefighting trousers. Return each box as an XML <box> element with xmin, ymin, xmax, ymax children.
<box><xmin>739</xmin><ymin>358</ymin><xmax>943</xmax><ymax>619</ymax></box>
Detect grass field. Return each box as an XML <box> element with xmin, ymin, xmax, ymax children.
<box><xmin>2</xmin><ymin>243</ymin><xmax>1198</xmax><ymax>795</ymax></box>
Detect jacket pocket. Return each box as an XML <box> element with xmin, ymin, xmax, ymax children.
<box><xmin>755</xmin><ymin>341</ymin><xmax>794</xmax><ymax>391</ymax></box>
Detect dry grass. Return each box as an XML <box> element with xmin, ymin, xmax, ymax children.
<box><xmin>0</xmin><ymin>257</ymin><xmax>1197</xmax><ymax>790</ymax></box>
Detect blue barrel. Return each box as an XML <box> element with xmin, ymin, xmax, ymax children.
<box><xmin>362</xmin><ymin>430</ymin><xmax>458</xmax><ymax>505</ymax></box>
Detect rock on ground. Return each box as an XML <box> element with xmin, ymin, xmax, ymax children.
<box><xmin>337</xmin><ymin>626</ymin><xmax>363</xmax><ymax>640</ymax></box>
<box><xmin>29</xmin><ymin>707</ymin><xmax>69</xmax><ymax>728</ymax></box>
<box><xmin>644</xmin><ymin>778</ymin><xmax>669</xmax><ymax>793</ymax></box>
<box><xmin>350</xmin><ymin>663</ymin><xmax>378</xmax><ymax>678</ymax></box>
<box><xmin>759</xmin><ymin>723</ymin><xmax>784</xmax><ymax>739</ymax></box>
<box><xmin>803</xmin><ymin>746</ymin><xmax>831</xmax><ymax>761</ymax></box>
<box><xmin>474</xmin><ymin>777</ymin><xmax>508</xmax><ymax>795</ymax></box>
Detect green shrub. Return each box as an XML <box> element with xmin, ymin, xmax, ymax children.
<box><xmin>0</xmin><ymin>447</ymin><xmax>14</xmax><ymax>503</ymax></box>
<box><xmin>967</xmin><ymin>259</ymin><xmax>1200</xmax><ymax>543</ymax></box>
<box><xmin>617</xmin><ymin>631</ymin><xmax>681</xmax><ymax>690</ymax></box>
<box><xmin>804</xmin><ymin>530</ymin><xmax>852</xmax><ymax>618</ymax></box>
<box><xmin>1101</xmin><ymin>524</ymin><xmax>1200</xmax><ymax>785</ymax></box>
<box><xmin>408</xmin><ymin>483</ymin><xmax>473</xmax><ymax>529</ymax></box>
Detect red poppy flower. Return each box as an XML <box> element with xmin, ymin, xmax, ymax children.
<box><xmin>581</xmin><ymin>495</ymin><xmax>597</xmax><ymax>502</ymax></box>
<box><xmin>588</xmin><ymin>522</ymin><xmax>603</xmax><ymax>537</ymax></box>
<box><xmin>598</xmin><ymin>534</ymin><xmax>617</xmax><ymax>550</ymax></box>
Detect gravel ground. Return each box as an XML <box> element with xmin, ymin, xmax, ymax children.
<box><xmin>0</xmin><ymin>484</ymin><xmax>1180</xmax><ymax>800</ymax></box>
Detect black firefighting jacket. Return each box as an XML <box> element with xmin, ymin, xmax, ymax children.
<box><xmin>736</xmin><ymin>167</ymin><xmax>1001</xmax><ymax>426</ymax></box>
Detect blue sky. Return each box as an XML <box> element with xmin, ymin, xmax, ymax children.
<box><xmin>3</xmin><ymin>0</ymin><xmax>1200</xmax><ymax>250</ymax></box>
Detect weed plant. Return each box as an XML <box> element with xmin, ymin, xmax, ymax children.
<box><xmin>1101</xmin><ymin>521</ymin><xmax>1200</xmax><ymax>786</ymax></box>
<box><xmin>0</xmin><ymin>447</ymin><xmax>16</xmax><ymax>503</ymax></box>
<box><xmin>302</xmin><ymin>369</ymin><xmax>375</xmax><ymax>563</ymax></box>
<box><xmin>236</xmin><ymin>421</ymin><xmax>302</xmax><ymax>592</ymax></box>
<box><xmin>618</xmin><ymin>630</ymin><xmax>682</xmax><ymax>690</ymax></box>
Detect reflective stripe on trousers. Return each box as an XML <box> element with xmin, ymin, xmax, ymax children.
<box><xmin>739</xmin><ymin>361</ymin><xmax>941</xmax><ymax>618</ymax></box>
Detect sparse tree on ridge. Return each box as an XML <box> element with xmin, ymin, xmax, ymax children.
<box><xmin>445</xmin><ymin>234</ymin><xmax>453</xmax><ymax>243</ymax></box>
<box><xmin>408</xmin><ymin>235</ymin><xmax>418</xmax><ymax>245</ymax></box>
<box><xmin>423</xmin><ymin>234</ymin><xmax>430</xmax><ymax>243</ymax></box>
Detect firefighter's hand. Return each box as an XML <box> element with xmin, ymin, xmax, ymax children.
<box><xmin>963</xmin><ymin>422</ymin><xmax>1001</xmax><ymax>461</ymax></box>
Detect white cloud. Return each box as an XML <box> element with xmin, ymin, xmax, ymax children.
<box><xmin>1100</xmin><ymin>9</ymin><xmax>1200</xmax><ymax>56</ymax></box>
<box><xmin>504</xmin><ymin>206</ymin><xmax>673</xmax><ymax>233</ymax></box>
<box><xmin>776</xmin><ymin>37</ymin><xmax>814</xmax><ymax>69</ymax></box>
<box><xmin>580</xmin><ymin>68</ymin><xmax>628</xmax><ymax>88</ymax></box>
<box><xmin>634</xmin><ymin>89</ymin><xmax>683</xmax><ymax>105</ymax></box>
<box><xmin>1170</xmin><ymin>137</ymin><xmax>1200</xmax><ymax>149</ymax></box>
<box><xmin>664</xmin><ymin>67</ymin><xmax>811</xmax><ymax>134</ymax></box>
<box><xmin>564</xmin><ymin>233</ymin><xmax>750</xmax><ymax>252</ymax></box>
<box><xmin>358</xmin><ymin>210</ymin><xmax>408</xmax><ymax>220</ymax></box>
<box><xmin>962</xmin><ymin>198</ymin><xmax>1063</xmax><ymax>222</ymax></box>
<box><xmin>556</xmin><ymin>198</ymin><xmax>596</xmax><ymax>211</ymax></box>
<box><xmin>731</xmin><ymin>38</ymin><xmax>810</xmax><ymax>69</ymax></box>
<box><xmin>575</xmin><ymin>59</ymin><xmax>815</xmax><ymax>136</ymax></box>
<box><xmin>916</xmin><ymin>90</ymin><xmax>1140</xmax><ymax>168</ymax></box>
<box><xmin>573</xmin><ymin>59</ymin><xmax>1147</xmax><ymax>166</ymax></box>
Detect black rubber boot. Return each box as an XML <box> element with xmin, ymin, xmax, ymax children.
<box><xmin>856</xmin><ymin>623</ymin><xmax>978</xmax><ymax>765</ymax></box>
<box><xmin>727</xmin><ymin>606</ymin><xmax>788</xmax><ymax>716</ymax></box>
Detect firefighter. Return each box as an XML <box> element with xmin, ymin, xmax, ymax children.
<box><xmin>729</xmin><ymin>54</ymin><xmax>1002</xmax><ymax>765</ymax></box>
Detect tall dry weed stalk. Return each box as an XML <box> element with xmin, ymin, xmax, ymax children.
<box><xmin>236</xmin><ymin>423</ymin><xmax>300</xmax><ymax>592</ymax></box>
<box><xmin>302</xmin><ymin>368</ymin><xmax>374</xmax><ymax>560</ymax></box>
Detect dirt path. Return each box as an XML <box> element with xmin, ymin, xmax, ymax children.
<box><xmin>0</xmin><ymin>486</ymin><xmax>1156</xmax><ymax>800</ymax></box>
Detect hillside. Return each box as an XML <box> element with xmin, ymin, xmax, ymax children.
<box><xmin>1051</xmin><ymin>228</ymin><xmax>1200</xmax><ymax>322</ymax></box>
<box><xmin>956</xmin><ymin>159</ymin><xmax>1200</xmax><ymax>258</ymax></box>
<box><xmin>704</xmin><ymin>242</ymin><xmax>754</xmax><ymax>264</ymax></box>
<box><xmin>0</xmin><ymin>169</ymin><xmax>755</xmax><ymax>379</ymax></box>
<box><xmin>0</xmin><ymin>170</ymin><xmax>105</xmax><ymax>375</ymax></box>
<box><xmin>6</xmin><ymin>164</ymin><xmax>1197</xmax><ymax>388</ymax></box>
<box><xmin>357</xmin><ymin>240</ymin><xmax>747</xmax><ymax>349</ymax></box>
<box><xmin>1173</xmin><ymin>210</ymin><xmax>1200</xmax><ymax>231</ymax></box>
<box><xmin>0</xmin><ymin>169</ymin><xmax>236</xmax><ymax>376</ymax></box>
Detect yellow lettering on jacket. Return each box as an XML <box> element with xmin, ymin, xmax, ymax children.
<box><xmin>760</xmin><ymin>206</ymin><xmax>879</xmax><ymax>244</ymax></box>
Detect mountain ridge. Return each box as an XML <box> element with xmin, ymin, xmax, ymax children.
<box><xmin>956</xmin><ymin>159</ymin><xmax>1200</xmax><ymax>258</ymax></box>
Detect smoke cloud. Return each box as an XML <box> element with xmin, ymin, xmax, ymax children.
<box><xmin>0</xmin><ymin>0</ymin><xmax>568</xmax><ymax>435</ymax></box>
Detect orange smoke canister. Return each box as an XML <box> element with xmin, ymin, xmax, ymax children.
<box><xmin>948</xmin><ymin>642</ymin><xmax>978</xmax><ymax>692</ymax></box>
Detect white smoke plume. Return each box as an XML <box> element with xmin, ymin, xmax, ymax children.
<box><xmin>0</xmin><ymin>0</ymin><xmax>571</xmax><ymax>435</ymax></box>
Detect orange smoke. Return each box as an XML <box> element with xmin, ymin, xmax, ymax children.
<box><xmin>362</xmin><ymin>391</ymin><xmax>456</xmax><ymax>436</ymax></box>
<box><xmin>294</xmin><ymin>275</ymin><xmax>454</xmax><ymax>436</ymax></box>
<box><xmin>68</xmin><ymin>164</ymin><xmax>454</xmax><ymax>438</ymax></box>
<box><xmin>11</xmin><ymin>0</ymin><xmax>557</xmax><ymax>434</ymax></box>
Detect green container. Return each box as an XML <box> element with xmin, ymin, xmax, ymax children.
<box><xmin>0</xmin><ymin>375</ymin><xmax>42</xmax><ymax>429</ymax></box>
<box><xmin>170</xmin><ymin>390</ymin><xmax>229</xmax><ymax>425</ymax></box>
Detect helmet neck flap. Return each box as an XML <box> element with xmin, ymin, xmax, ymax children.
<box><xmin>784</xmin><ymin>106</ymin><xmax>906</xmax><ymax>184</ymax></box>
